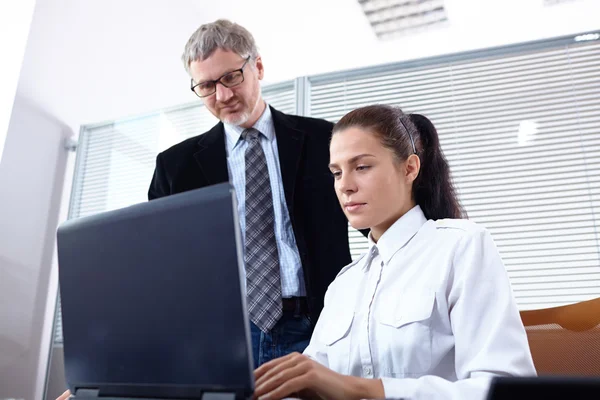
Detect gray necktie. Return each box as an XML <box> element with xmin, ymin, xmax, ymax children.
<box><xmin>243</xmin><ymin>128</ymin><xmax>282</xmax><ymax>332</ymax></box>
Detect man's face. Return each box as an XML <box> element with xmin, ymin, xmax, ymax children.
<box><xmin>189</xmin><ymin>49</ymin><xmax>264</xmax><ymax>126</ymax></box>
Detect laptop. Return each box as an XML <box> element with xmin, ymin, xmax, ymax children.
<box><xmin>487</xmin><ymin>376</ymin><xmax>600</xmax><ymax>400</ymax></box>
<box><xmin>56</xmin><ymin>182</ymin><xmax>254</xmax><ymax>400</ymax></box>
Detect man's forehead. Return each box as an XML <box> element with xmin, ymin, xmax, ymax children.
<box><xmin>190</xmin><ymin>50</ymin><xmax>246</xmax><ymax>81</ymax></box>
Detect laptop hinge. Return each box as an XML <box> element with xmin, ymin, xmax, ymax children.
<box><xmin>74</xmin><ymin>388</ymin><xmax>100</xmax><ymax>398</ymax></box>
<box><xmin>201</xmin><ymin>393</ymin><xmax>235</xmax><ymax>400</ymax></box>
<box><xmin>71</xmin><ymin>389</ymin><xmax>235</xmax><ymax>400</ymax></box>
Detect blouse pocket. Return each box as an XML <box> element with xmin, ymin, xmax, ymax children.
<box><xmin>377</xmin><ymin>290</ymin><xmax>436</xmax><ymax>376</ymax></box>
<box><xmin>320</xmin><ymin>308</ymin><xmax>354</xmax><ymax>375</ymax></box>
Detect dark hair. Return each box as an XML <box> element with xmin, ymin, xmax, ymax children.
<box><xmin>332</xmin><ymin>104</ymin><xmax>465</xmax><ymax>220</ymax></box>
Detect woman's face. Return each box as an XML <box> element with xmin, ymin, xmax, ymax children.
<box><xmin>329</xmin><ymin>126</ymin><xmax>419</xmax><ymax>241</ymax></box>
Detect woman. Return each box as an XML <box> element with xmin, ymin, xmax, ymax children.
<box><xmin>254</xmin><ymin>105</ymin><xmax>536</xmax><ymax>400</ymax></box>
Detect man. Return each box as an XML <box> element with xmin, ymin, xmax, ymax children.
<box><xmin>149</xmin><ymin>19</ymin><xmax>351</xmax><ymax>368</ymax></box>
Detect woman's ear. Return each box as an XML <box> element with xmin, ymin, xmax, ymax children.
<box><xmin>405</xmin><ymin>154</ymin><xmax>421</xmax><ymax>183</ymax></box>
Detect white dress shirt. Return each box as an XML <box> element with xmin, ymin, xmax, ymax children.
<box><xmin>223</xmin><ymin>105</ymin><xmax>305</xmax><ymax>297</ymax></box>
<box><xmin>303</xmin><ymin>205</ymin><xmax>536</xmax><ymax>399</ymax></box>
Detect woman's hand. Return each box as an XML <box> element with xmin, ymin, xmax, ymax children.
<box><xmin>57</xmin><ymin>390</ymin><xmax>71</xmax><ymax>400</ymax></box>
<box><xmin>253</xmin><ymin>352</ymin><xmax>384</xmax><ymax>400</ymax></box>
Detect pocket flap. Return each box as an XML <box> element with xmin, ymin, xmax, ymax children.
<box><xmin>379</xmin><ymin>291</ymin><xmax>435</xmax><ymax>328</ymax></box>
<box><xmin>320</xmin><ymin>310</ymin><xmax>354</xmax><ymax>346</ymax></box>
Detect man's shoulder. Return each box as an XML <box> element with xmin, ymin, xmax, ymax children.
<box><xmin>158</xmin><ymin>123</ymin><xmax>221</xmax><ymax>160</ymax></box>
<box><xmin>292</xmin><ymin>117</ymin><xmax>334</xmax><ymax>137</ymax></box>
<box><xmin>160</xmin><ymin>135</ymin><xmax>200</xmax><ymax>157</ymax></box>
<box><xmin>288</xmin><ymin>114</ymin><xmax>335</xmax><ymax>130</ymax></box>
<box><xmin>280</xmin><ymin>114</ymin><xmax>335</xmax><ymax>149</ymax></box>
<box><xmin>272</xmin><ymin>108</ymin><xmax>334</xmax><ymax>134</ymax></box>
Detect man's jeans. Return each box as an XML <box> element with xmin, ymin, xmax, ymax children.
<box><xmin>250</xmin><ymin>310</ymin><xmax>313</xmax><ymax>368</ymax></box>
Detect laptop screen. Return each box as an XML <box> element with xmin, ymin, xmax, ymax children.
<box><xmin>57</xmin><ymin>183</ymin><xmax>253</xmax><ymax>397</ymax></box>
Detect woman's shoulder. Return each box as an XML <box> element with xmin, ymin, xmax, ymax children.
<box><xmin>431</xmin><ymin>218</ymin><xmax>486</xmax><ymax>235</ymax></box>
<box><xmin>426</xmin><ymin>218</ymin><xmax>493</xmax><ymax>250</ymax></box>
<box><xmin>323</xmin><ymin>253</ymin><xmax>368</xmax><ymax>304</ymax></box>
<box><xmin>334</xmin><ymin>252</ymin><xmax>368</xmax><ymax>279</ymax></box>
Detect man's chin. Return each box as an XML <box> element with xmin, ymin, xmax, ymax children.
<box><xmin>221</xmin><ymin>110</ymin><xmax>249</xmax><ymax>126</ymax></box>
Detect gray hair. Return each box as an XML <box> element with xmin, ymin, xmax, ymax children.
<box><xmin>181</xmin><ymin>19</ymin><xmax>259</xmax><ymax>75</ymax></box>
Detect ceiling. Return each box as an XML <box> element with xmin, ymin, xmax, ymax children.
<box><xmin>15</xmin><ymin>0</ymin><xmax>599</xmax><ymax>135</ymax></box>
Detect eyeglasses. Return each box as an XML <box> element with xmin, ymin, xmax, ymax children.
<box><xmin>190</xmin><ymin>56</ymin><xmax>251</xmax><ymax>98</ymax></box>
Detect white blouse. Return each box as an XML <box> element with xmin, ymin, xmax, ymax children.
<box><xmin>304</xmin><ymin>206</ymin><xmax>536</xmax><ymax>399</ymax></box>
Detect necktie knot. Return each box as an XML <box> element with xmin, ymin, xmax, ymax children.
<box><xmin>242</xmin><ymin>128</ymin><xmax>260</xmax><ymax>142</ymax></box>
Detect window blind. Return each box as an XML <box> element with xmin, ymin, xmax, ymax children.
<box><xmin>308</xmin><ymin>38</ymin><xmax>600</xmax><ymax>311</ymax></box>
<box><xmin>54</xmin><ymin>35</ymin><xmax>600</xmax><ymax>347</ymax></box>
<box><xmin>53</xmin><ymin>81</ymin><xmax>296</xmax><ymax>344</ymax></box>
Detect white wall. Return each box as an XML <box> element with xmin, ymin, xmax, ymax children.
<box><xmin>0</xmin><ymin>94</ymin><xmax>72</xmax><ymax>400</ymax></box>
<box><xmin>0</xmin><ymin>0</ymin><xmax>36</xmax><ymax>163</ymax></box>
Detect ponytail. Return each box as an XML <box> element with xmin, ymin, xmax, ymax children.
<box><xmin>410</xmin><ymin>113</ymin><xmax>465</xmax><ymax>220</ymax></box>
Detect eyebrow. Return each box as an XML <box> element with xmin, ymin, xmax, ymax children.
<box><xmin>196</xmin><ymin>68</ymin><xmax>237</xmax><ymax>85</ymax></box>
<box><xmin>194</xmin><ymin>68</ymin><xmax>234</xmax><ymax>85</ymax></box>
<box><xmin>328</xmin><ymin>153</ymin><xmax>376</xmax><ymax>169</ymax></box>
<box><xmin>196</xmin><ymin>58</ymin><xmax>249</xmax><ymax>85</ymax></box>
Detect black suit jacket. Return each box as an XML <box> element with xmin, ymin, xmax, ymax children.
<box><xmin>148</xmin><ymin>106</ymin><xmax>352</xmax><ymax>323</ymax></box>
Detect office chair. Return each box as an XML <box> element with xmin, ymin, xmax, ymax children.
<box><xmin>520</xmin><ymin>297</ymin><xmax>600</xmax><ymax>376</ymax></box>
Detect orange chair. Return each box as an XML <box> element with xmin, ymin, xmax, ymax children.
<box><xmin>520</xmin><ymin>297</ymin><xmax>600</xmax><ymax>376</ymax></box>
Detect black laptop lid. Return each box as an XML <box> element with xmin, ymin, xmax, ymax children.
<box><xmin>487</xmin><ymin>376</ymin><xmax>600</xmax><ymax>400</ymax></box>
<box><xmin>56</xmin><ymin>183</ymin><xmax>253</xmax><ymax>399</ymax></box>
